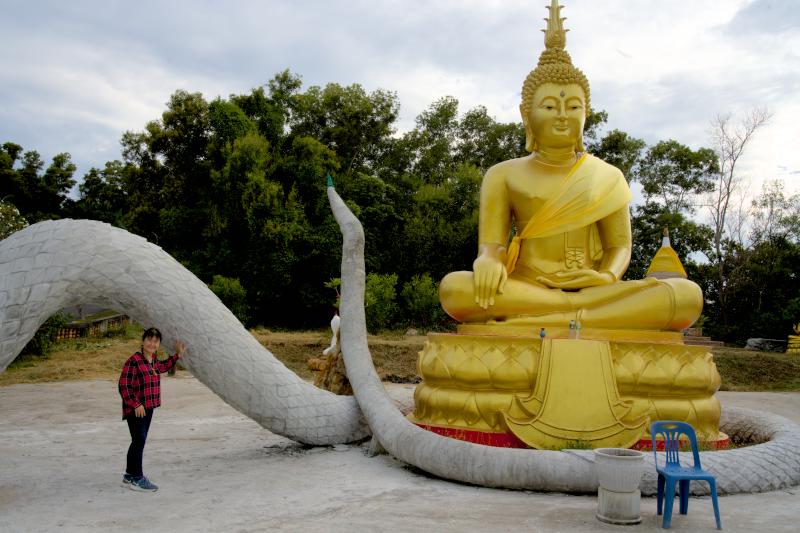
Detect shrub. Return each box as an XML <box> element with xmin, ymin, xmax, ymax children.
<box><xmin>20</xmin><ymin>312</ymin><xmax>70</xmax><ymax>358</ymax></box>
<box><xmin>365</xmin><ymin>273</ymin><xmax>398</xmax><ymax>333</ymax></box>
<box><xmin>324</xmin><ymin>277</ymin><xmax>341</xmax><ymax>308</ymax></box>
<box><xmin>209</xmin><ymin>275</ymin><xmax>249</xmax><ymax>325</ymax></box>
<box><xmin>0</xmin><ymin>200</ymin><xmax>28</xmax><ymax>240</ymax></box>
<box><xmin>401</xmin><ymin>273</ymin><xmax>446</xmax><ymax>329</ymax></box>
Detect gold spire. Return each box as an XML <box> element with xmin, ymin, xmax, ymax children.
<box><xmin>543</xmin><ymin>0</ymin><xmax>568</xmax><ymax>51</ymax></box>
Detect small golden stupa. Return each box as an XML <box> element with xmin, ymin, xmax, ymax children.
<box><xmin>646</xmin><ymin>228</ymin><xmax>687</xmax><ymax>279</ymax></box>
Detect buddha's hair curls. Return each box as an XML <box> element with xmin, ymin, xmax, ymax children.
<box><xmin>520</xmin><ymin>49</ymin><xmax>591</xmax><ymax>119</ymax></box>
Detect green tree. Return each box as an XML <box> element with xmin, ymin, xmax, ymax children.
<box><xmin>71</xmin><ymin>161</ymin><xmax>129</xmax><ymax>224</ymax></box>
<box><xmin>398</xmin><ymin>163</ymin><xmax>481</xmax><ymax>282</ymax></box>
<box><xmin>205</xmin><ymin>130</ymin><xmax>273</xmax><ymax>278</ymax></box>
<box><xmin>589</xmin><ymin>129</ymin><xmax>646</xmax><ymax>180</ymax></box>
<box><xmin>705</xmin><ymin>235</ymin><xmax>800</xmax><ymax>343</ymax></box>
<box><xmin>337</xmin><ymin>170</ymin><xmax>404</xmax><ymax>273</ymax></box>
<box><xmin>0</xmin><ymin>143</ymin><xmax>76</xmax><ymax>222</ymax></box>
<box><xmin>701</xmin><ymin>180</ymin><xmax>800</xmax><ymax>343</ymax></box>
<box><xmin>401</xmin><ymin>96</ymin><xmax>460</xmax><ymax>185</ymax></box>
<box><xmin>241</xmin><ymin>177</ymin><xmax>309</xmax><ymax>324</ymax></box>
<box><xmin>637</xmin><ymin>140</ymin><xmax>718</xmax><ymax>214</ymax></box>
<box><xmin>365</xmin><ymin>272</ymin><xmax>398</xmax><ymax>332</ymax></box>
<box><xmin>454</xmin><ymin>106</ymin><xmax>526</xmax><ymax>171</ymax></box>
<box><xmin>401</xmin><ymin>273</ymin><xmax>447</xmax><ymax>329</ymax></box>
<box><xmin>120</xmin><ymin>90</ymin><xmax>214</xmax><ymax>261</ymax></box>
<box><xmin>209</xmin><ymin>275</ymin><xmax>249</xmax><ymax>325</ymax></box>
<box><xmin>209</xmin><ymin>98</ymin><xmax>256</xmax><ymax>149</ymax></box>
<box><xmin>583</xmin><ymin>110</ymin><xmax>646</xmax><ymax>180</ymax></box>
<box><xmin>19</xmin><ymin>313</ymin><xmax>70</xmax><ymax>358</ymax></box>
<box><xmin>0</xmin><ymin>199</ymin><xmax>28</xmax><ymax>239</ymax></box>
<box><xmin>289</xmin><ymin>82</ymin><xmax>399</xmax><ymax>175</ymax></box>
<box><xmin>265</xmin><ymin>69</ymin><xmax>304</xmax><ymax>142</ymax></box>
<box><xmin>750</xmin><ymin>179</ymin><xmax>800</xmax><ymax>245</ymax></box>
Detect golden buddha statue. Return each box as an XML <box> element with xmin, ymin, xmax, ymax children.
<box><xmin>410</xmin><ymin>1</ymin><xmax>724</xmax><ymax>451</ymax></box>
<box><xmin>438</xmin><ymin>3</ymin><xmax>702</xmax><ymax>331</ymax></box>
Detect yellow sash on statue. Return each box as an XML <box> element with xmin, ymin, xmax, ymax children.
<box><xmin>505</xmin><ymin>153</ymin><xmax>632</xmax><ymax>274</ymax></box>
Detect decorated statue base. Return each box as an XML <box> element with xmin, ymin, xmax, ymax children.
<box><xmin>408</xmin><ymin>325</ymin><xmax>728</xmax><ymax>449</ymax></box>
<box><xmin>789</xmin><ymin>338</ymin><xmax>800</xmax><ymax>354</ymax></box>
<box><xmin>788</xmin><ymin>324</ymin><xmax>800</xmax><ymax>354</ymax></box>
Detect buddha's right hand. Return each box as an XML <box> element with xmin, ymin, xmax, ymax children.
<box><xmin>473</xmin><ymin>245</ymin><xmax>508</xmax><ymax>309</ymax></box>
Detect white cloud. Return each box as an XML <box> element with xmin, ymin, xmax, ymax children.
<box><xmin>0</xmin><ymin>0</ymin><xmax>798</xmax><ymax>201</ymax></box>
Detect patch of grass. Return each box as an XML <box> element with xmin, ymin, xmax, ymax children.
<box><xmin>3</xmin><ymin>330</ymin><xmax>798</xmax><ymax>393</ymax></box>
<box><xmin>712</xmin><ymin>346</ymin><xmax>800</xmax><ymax>391</ymax></box>
<box><xmin>0</xmin><ymin>324</ymin><xmax>173</xmax><ymax>386</ymax></box>
<box><xmin>251</xmin><ymin>328</ymin><xmax>424</xmax><ymax>382</ymax></box>
<box><xmin>1</xmin><ymin>335</ymin><xmax>141</xmax><ymax>386</ymax></box>
<box><xmin>251</xmin><ymin>329</ymin><xmax>333</xmax><ymax>380</ymax></box>
<box><xmin>1</xmin><ymin>328</ymin><xmax>425</xmax><ymax>386</ymax></box>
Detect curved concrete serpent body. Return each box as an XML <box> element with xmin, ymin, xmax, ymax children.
<box><xmin>327</xmin><ymin>186</ymin><xmax>800</xmax><ymax>495</ymax></box>
<box><xmin>0</xmin><ymin>219</ymin><xmax>368</xmax><ymax>445</ymax></box>
<box><xmin>1</xmin><ymin>211</ymin><xmax>799</xmax><ymax>494</ymax></box>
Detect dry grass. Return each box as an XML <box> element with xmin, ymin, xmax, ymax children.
<box><xmin>250</xmin><ymin>328</ymin><xmax>424</xmax><ymax>382</ymax></box>
<box><xmin>2</xmin><ymin>330</ymin><xmax>797</xmax><ymax>392</ymax></box>
<box><xmin>1</xmin><ymin>336</ymin><xmax>142</xmax><ymax>386</ymax></box>
<box><xmin>712</xmin><ymin>346</ymin><xmax>800</xmax><ymax>391</ymax></box>
<box><xmin>1</xmin><ymin>328</ymin><xmax>425</xmax><ymax>387</ymax></box>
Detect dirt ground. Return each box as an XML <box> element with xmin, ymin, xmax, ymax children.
<box><xmin>1</xmin><ymin>378</ymin><xmax>798</xmax><ymax>533</ymax></box>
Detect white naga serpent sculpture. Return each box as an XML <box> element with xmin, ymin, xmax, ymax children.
<box><xmin>1</xmin><ymin>186</ymin><xmax>799</xmax><ymax>494</ymax></box>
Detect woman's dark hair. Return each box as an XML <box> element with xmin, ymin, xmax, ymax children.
<box><xmin>142</xmin><ymin>327</ymin><xmax>162</xmax><ymax>341</ymax></box>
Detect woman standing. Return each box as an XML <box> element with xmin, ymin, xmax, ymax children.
<box><xmin>118</xmin><ymin>327</ymin><xmax>185</xmax><ymax>492</ymax></box>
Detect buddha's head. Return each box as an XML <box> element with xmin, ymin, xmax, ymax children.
<box><xmin>520</xmin><ymin>1</ymin><xmax>590</xmax><ymax>153</ymax></box>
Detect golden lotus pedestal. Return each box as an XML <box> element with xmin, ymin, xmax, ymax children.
<box><xmin>788</xmin><ymin>335</ymin><xmax>800</xmax><ymax>354</ymax></box>
<box><xmin>408</xmin><ymin>325</ymin><xmax>727</xmax><ymax>449</ymax></box>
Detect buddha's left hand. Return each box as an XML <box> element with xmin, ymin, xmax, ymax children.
<box><xmin>536</xmin><ymin>269</ymin><xmax>614</xmax><ymax>289</ymax></box>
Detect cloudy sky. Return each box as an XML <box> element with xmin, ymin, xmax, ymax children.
<box><xmin>2</xmin><ymin>0</ymin><xmax>798</xmax><ymax>206</ymax></box>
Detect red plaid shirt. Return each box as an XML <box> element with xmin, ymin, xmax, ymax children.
<box><xmin>118</xmin><ymin>351</ymin><xmax>179</xmax><ymax>419</ymax></box>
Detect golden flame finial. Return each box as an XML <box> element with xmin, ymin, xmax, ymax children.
<box><xmin>543</xmin><ymin>0</ymin><xmax>568</xmax><ymax>51</ymax></box>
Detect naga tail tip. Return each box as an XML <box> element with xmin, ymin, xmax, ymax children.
<box><xmin>326</xmin><ymin>174</ymin><xmax>334</xmax><ymax>188</ymax></box>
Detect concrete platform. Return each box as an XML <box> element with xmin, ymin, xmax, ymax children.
<box><xmin>1</xmin><ymin>378</ymin><xmax>798</xmax><ymax>532</ymax></box>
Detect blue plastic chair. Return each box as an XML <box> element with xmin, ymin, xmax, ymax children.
<box><xmin>650</xmin><ymin>421</ymin><xmax>721</xmax><ymax>529</ymax></box>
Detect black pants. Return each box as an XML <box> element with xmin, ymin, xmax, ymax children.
<box><xmin>125</xmin><ymin>409</ymin><xmax>153</xmax><ymax>478</ymax></box>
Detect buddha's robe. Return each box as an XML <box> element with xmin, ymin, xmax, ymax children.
<box><xmin>440</xmin><ymin>153</ymin><xmax>703</xmax><ymax>330</ymax></box>
<box><xmin>503</xmin><ymin>154</ymin><xmax>629</xmax><ymax>274</ymax></box>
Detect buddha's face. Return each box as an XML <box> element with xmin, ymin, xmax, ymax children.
<box><xmin>522</xmin><ymin>83</ymin><xmax>586</xmax><ymax>151</ymax></box>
